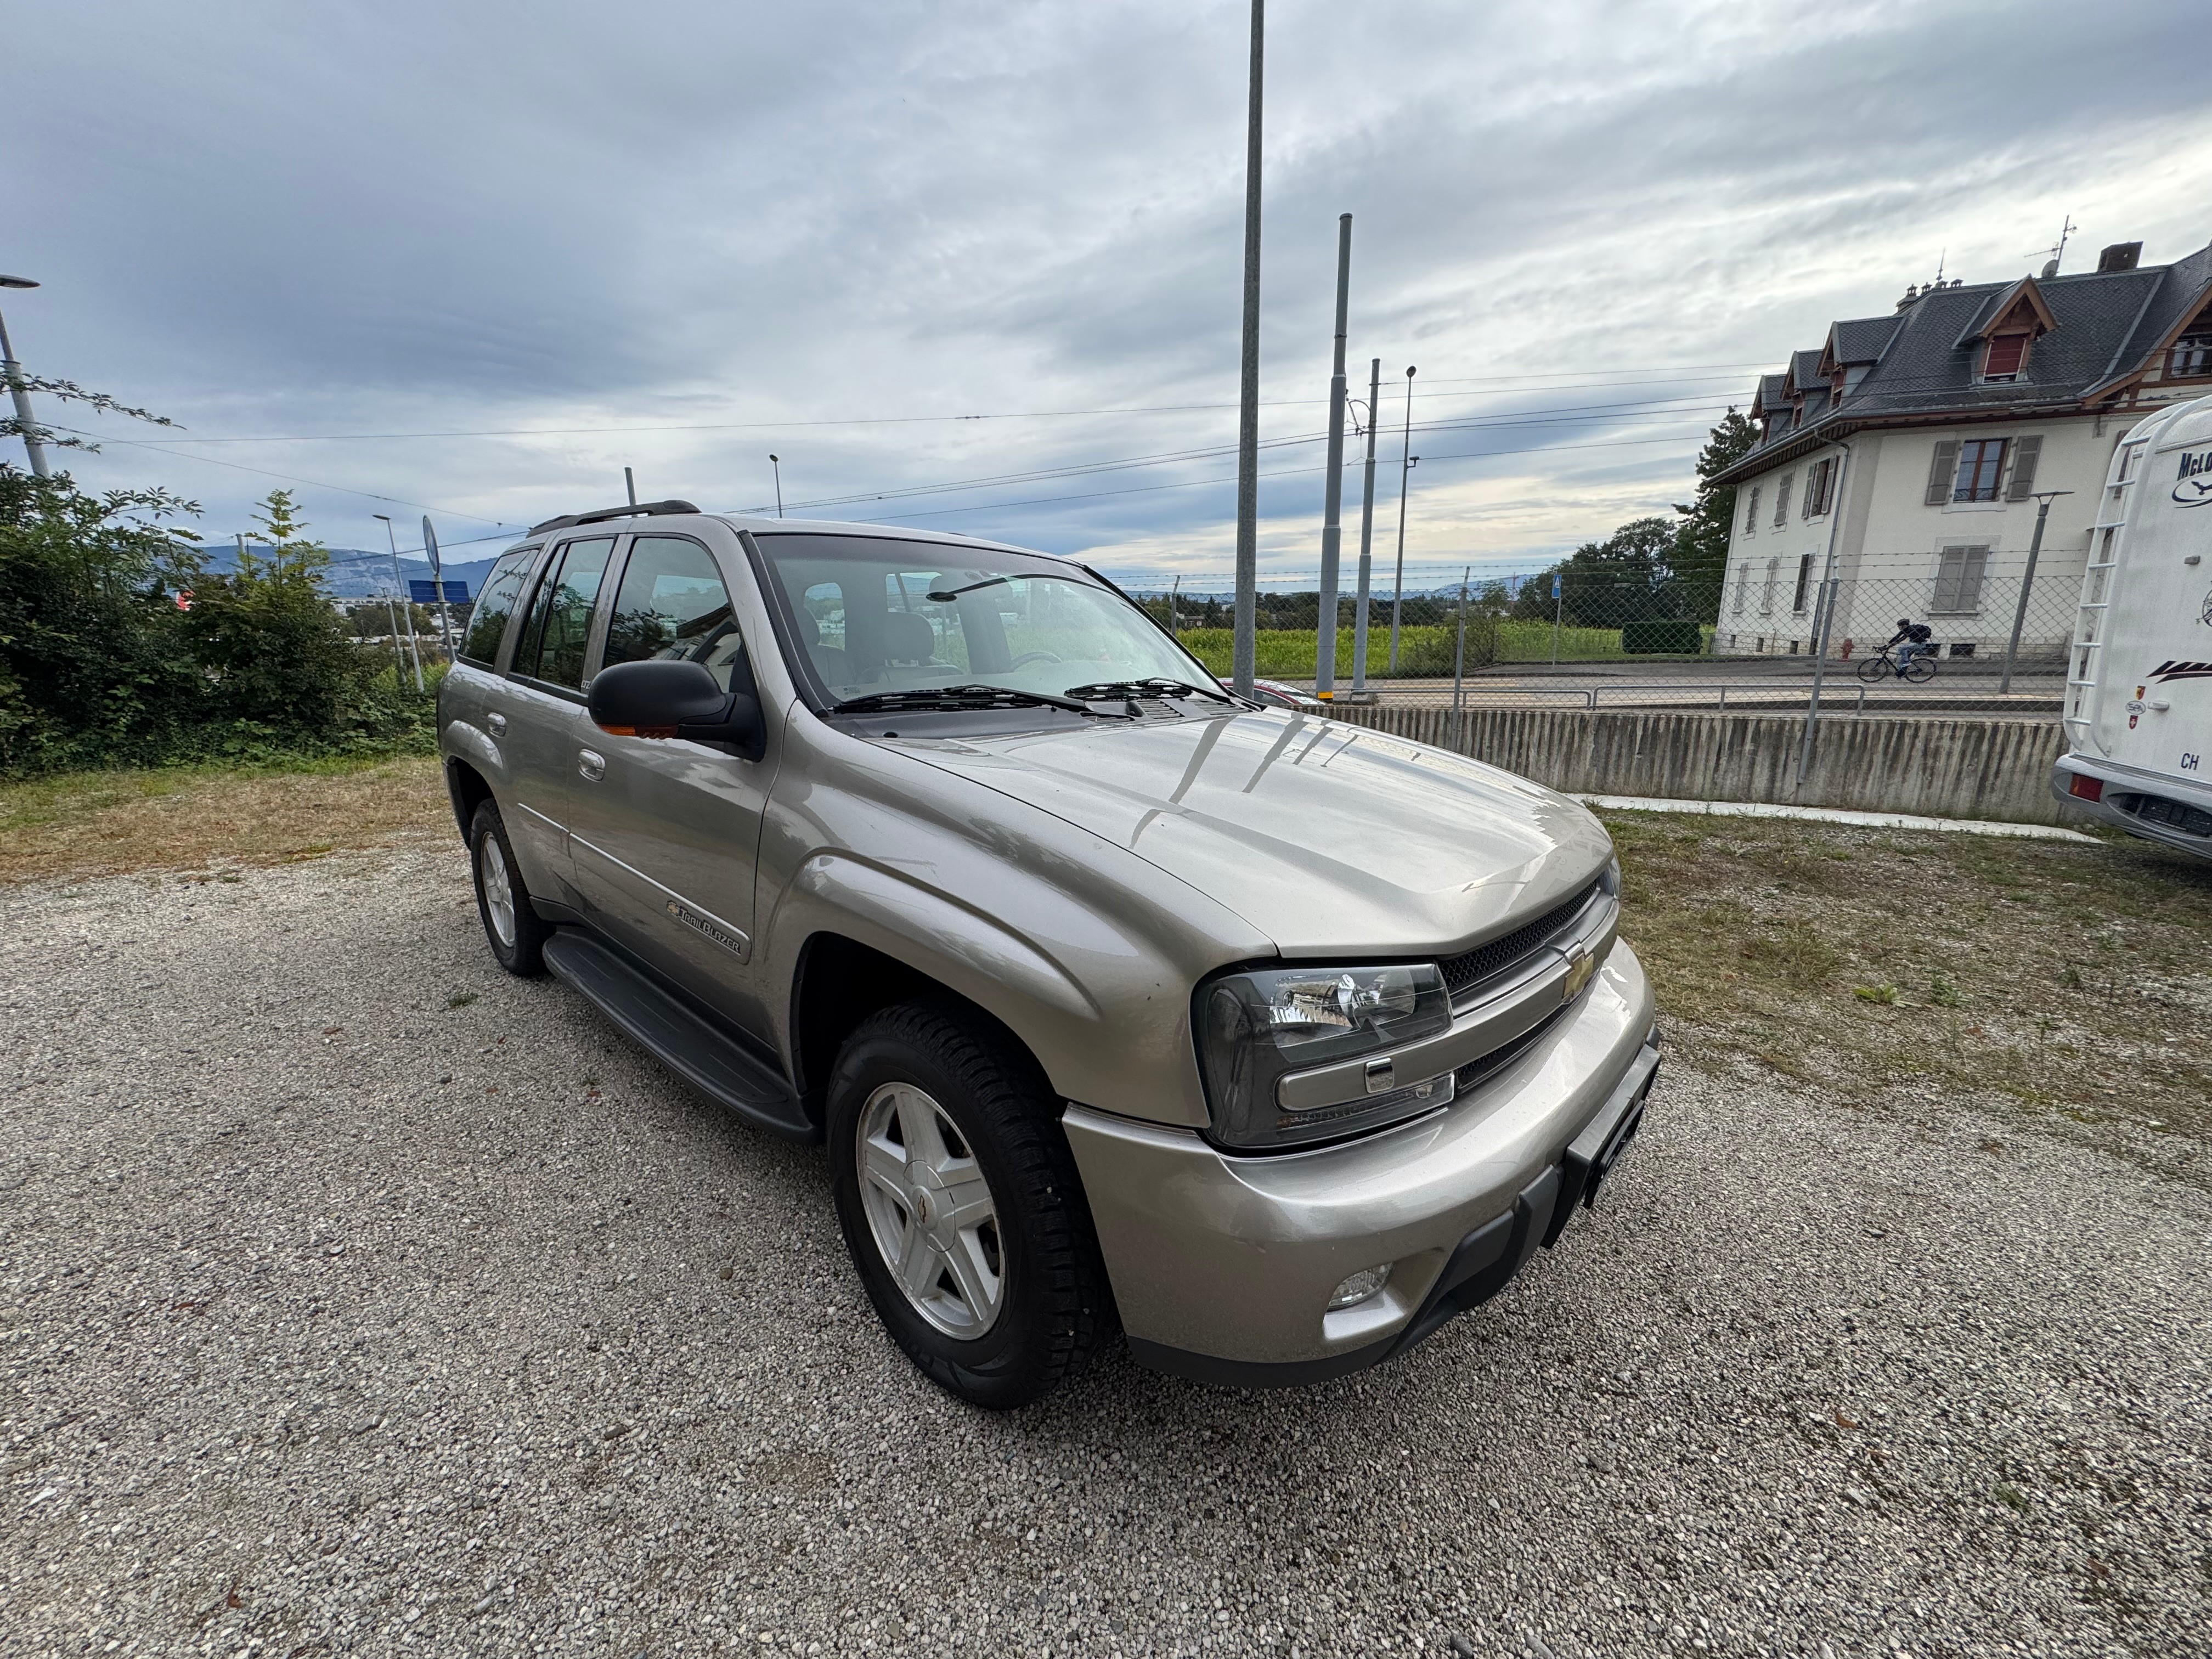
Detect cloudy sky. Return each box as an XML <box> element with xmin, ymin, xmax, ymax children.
<box><xmin>7</xmin><ymin>0</ymin><xmax>2208</xmax><ymax>585</ymax></box>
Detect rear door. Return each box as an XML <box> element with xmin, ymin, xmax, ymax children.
<box><xmin>562</xmin><ymin>530</ymin><xmax>775</xmax><ymax>1022</ymax></box>
<box><xmin>499</xmin><ymin>534</ymin><xmax>619</xmax><ymax>895</ymax></box>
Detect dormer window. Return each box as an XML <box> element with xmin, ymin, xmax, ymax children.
<box><xmin>2170</xmin><ymin>327</ymin><xmax>2212</xmax><ymax>379</ymax></box>
<box><xmin>1982</xmin><ymin>333</ymin><xmax>2030</xmax><ymax>382</ymax></box>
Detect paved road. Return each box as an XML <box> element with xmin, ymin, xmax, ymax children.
<box><xmin>5</xmin><ymin>850</ymin><xmax>2207</xmax><ymax>1657</ymax></box>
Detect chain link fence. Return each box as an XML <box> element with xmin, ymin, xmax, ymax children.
<box><xmin>1120</xmin><ymin>568</ymin><xmax>2080</xmax><ymax>681</ymax></box>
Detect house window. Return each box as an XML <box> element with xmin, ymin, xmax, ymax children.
<box><xmin>1731</xmin><ymin>565</ymin><xmax>1746</xmax><ymax>614</ymax></box>
<box><xmin>1743</xmin><ymin>486</ymin><xmax>1760</xmax><ymax>535</ymax></box>
<box><xmin>1982</xmin><ymin>334</ymin><xmax>2029</xmax><ymax>382</ymax></box>
<box><xmin>2169</xmin><ymin>329</ymin><xmax>2212</xmax><ymax>379</ymax></box>
<box><xmin>1759</xmin><ymin>556</ymin><xmax>1779</xmax><ymax>616</ymax></box>
<box><xmin>1932</xmin><ymin>545</ymin><xmax>1990</xmax><ymax>614</ymax></box>
<box><xmin>1791</xmin><ymin>554</ymin><xmax>1814</xmax><ymax>613</ymax></box>
<box><xmin>1772</xmin><ymin>473</ymin><xmax>1793</xmax><ymax>526</ymax></box>
<box><xmin>1802</xmin><ymin>457</ymin><xmax>1835</xmax><ymax>518</ymax></box>
<box><xmin>1952</xmin><ymin>438</ymin><xmax>2008</xmax><ymax>503</ymax></box>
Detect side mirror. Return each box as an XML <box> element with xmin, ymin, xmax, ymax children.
<box><xmin>589</xmin><ymin>659</ymin><xmax>763</xmax><ymax>758</ymax></box>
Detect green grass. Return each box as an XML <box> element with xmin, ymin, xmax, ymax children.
<box><xmin>1167</xmin><ymin>622</ymin><xmax>1716</xmax><ymax>679</ymax></box>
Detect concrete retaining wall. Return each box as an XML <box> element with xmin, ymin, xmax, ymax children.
<box><xmin>1325</xmin><ymin>703</ymin><xmax>2080</xmax><ymax>826</ymax></box>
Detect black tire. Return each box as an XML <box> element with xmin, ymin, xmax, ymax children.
<box><xmin>1854</xmin><ymin>654</ymin><xmax>1889</xmax><ymax>683</ymax></box>
<box><xmin>1904</xmin><ymin>656</ymin><xmax>1938</xmax><ymax>684</ymax></box>
<box><xmin>827</xmin><ymin>1000</ymin><xmax>1117</xmax><ymax>1408</ymax></box>
<box><xmin>468</xmin><ymin>799</ymin><xmax>550</xmax><ymax>977</ymax></box>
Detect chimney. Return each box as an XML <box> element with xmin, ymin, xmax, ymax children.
<box><xmin>1895</xmin><ymin>283</ymin><xmax>1920</xmax><ymax>312</ymax></box>
<box><xmin>2097</xmin><ymin>241</ymin><xmax>2143</xmax><ymax>273</ymax></box>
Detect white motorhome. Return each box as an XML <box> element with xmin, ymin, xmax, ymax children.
<box><xmin>2051</xmin><ymin>393</ymin><xmax>2212</xmax><ymax>858</ymax></box>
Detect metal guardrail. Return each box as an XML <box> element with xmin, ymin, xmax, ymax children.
<box><xmin>1364</xmin><ymin>679</ymin><xmax>2066</xmax><ymax>714</ymax></box>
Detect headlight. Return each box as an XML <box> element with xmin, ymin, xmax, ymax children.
<box><xmin>1196</xmin><ymin>963</ymin><xmax>1454</xmax><ymax>1151</ymax></box>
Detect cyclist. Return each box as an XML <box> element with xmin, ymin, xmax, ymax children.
<box><xmin>1887</xmin><ymin>617</ymin><xmax>1935</xmax><ymax>678</ymax></box>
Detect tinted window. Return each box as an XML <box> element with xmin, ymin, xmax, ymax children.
<box><xmin>515</xmin><ymin>537</ymin><xmax>616</xmax><ymax>687</ymax></box>
<box><xmin>459</xmin><ymin>548</ymin><xmax>539</xmax><ymax>667</ymax></box>
<box><xmin>601</xmin><ymin>536</ymin><xmax>745</xmax><ymax>691</ymax></box>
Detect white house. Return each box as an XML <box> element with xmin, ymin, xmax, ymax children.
<box><xmin>1712</xmin><ymin>236</ymin><xmax>2212</xmax><ymax>661</ymax></box>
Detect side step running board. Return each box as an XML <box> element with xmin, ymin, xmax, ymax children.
<box><xmin>542</xmin><ymin>930</ymin><xmax>818</xmax><ymax>1143</ymax></box>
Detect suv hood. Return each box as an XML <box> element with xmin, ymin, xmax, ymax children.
<box><xmin>895</xmin><ymin>709</ymin><xmax>1612</xmax><ymax>956</ymax></box>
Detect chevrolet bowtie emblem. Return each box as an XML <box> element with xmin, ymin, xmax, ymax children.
<box><xmin>1561</xmin><ymin>948</ymin><xmax>1596</xmax><ymax>1002</ymax></box>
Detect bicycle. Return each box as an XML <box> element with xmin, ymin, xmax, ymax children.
<box><xmin>1855</xmin><ymin>644</ymin><xmax>1938</xmax><ymax>684</ymax></box>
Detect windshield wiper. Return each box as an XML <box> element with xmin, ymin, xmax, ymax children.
<box><xmin>924</xmin><ymin>575</ymin><xmax>1010</xmax><ymax>601</ymax></box>
<box><xmin>831</xmin><ymin>684</ymin><xmax>1108</xmax><ymax>716</ymax></box>
<box><xmin>1063</xmin><ymin>677</ymin><xmax>1239</xmax><ymax>706</ymax></box>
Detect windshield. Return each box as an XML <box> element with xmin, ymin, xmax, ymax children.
<box><xmin>751</xmin><ymin>533</ymin><xmax>1216</xmax><ymax>706</ymax></box>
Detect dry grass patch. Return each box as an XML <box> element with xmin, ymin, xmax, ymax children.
<box><xmin>1606</xmin><ymin>810</ymin><xmax>2212</xmax><ymax>1153</ymax></box>
<box><xmin>0</xmin><ymin>755</ymin><xmax>449</xmax><ymax>883</ymax></box>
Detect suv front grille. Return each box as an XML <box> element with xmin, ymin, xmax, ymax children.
<box><xmin>1438</xmin><ymin>877</ymin><xmax>1604</xmax><ymax>1000</ymax></box>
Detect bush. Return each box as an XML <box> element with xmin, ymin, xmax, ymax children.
<box><xmin>1621</xmin><ymin>618</ymin><xmax>1706</xmax><ymax>655</ymax></box>
<box><xmin>0</xmin><ymin>469</ymin><xmax>435</xmax><ymax>775</ymax></box>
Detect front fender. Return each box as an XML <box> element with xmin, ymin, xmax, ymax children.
<box><xmin>760</xmin><ymin>850</ymin><xmax>1221</xmax><ymax>1129</ymax></box>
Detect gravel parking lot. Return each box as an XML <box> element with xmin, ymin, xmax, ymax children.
<box><xmin>5</xmin><ymin>845</ymin><xmax>2209</xmax><ymax>1658</ymax></box>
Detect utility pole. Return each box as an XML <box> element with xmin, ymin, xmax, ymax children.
<box><xmin>1314</xmin><ymin>213</ymin><xmax>1352</xmax><ymax>700</ymax></box>
<box><xmin>0</xmin><ymin>276</ymin><xmax>52</xmax><ymax>478</ymax></box>
<box><xmin>374</xmin><ymin>514</ymin><xmax>426</xmax><ymax>692</ymax></box>
<box><xmin>1351</xmin><ymin>357</ymin><xmax>1380</xmax><ymax>696</ymax></box>
<box><xmin>1231</xmin><ymin>0</ymin><xmax>1265</xmax><ymax>695</ymax></box>
<box><xmin>1451</xmin><ymin>565</ymin><xmax>1471</xmax><ymax>749</ymax></box>
<box><xmin>422</xmin><ymin>515</ymin><xmax>456</xmax><ymax>661</ymax></box>
<box><xmin>1550</xmin><ymin>572</ymin><xmax>1563</xmax><ymax>665</ymax></box>
<box><xmin>1388</xmin><ymin>365</ymin><xmax>1416</xmax><ymax>670</ymax></box>
<box><xmin>1167</xmin><ymin>574</ymin><xmax>1181</xmax><ymax>639</ymax></box>
<box><xmin>1795</xmin><ymin>444</ymin><xmax>1853</xmax><ymax>787</ymax></box>
<box><xmin>769</xmin><ymin>454</ymin><xmax>784</xmax><ymax>518</ymax></box>
<box><xmin>2001</xmin><ymin>490</ymin><xmax>2071</xmax><ymax>695</ymax></box>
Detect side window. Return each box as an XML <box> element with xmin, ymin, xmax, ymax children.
<box><xmin>515</xmin><ymin>537</ymin><xmax>616</xmax><ymax>688</ymax></box>
<box><xmin>459</xmin><ymin>547</ymin><xmax>539</xmax><ymax>667</ymax></box>
<box><xmin>602</xmin><ymin>536</ymin><xmax>745</xmax><ymax>691</ymax></box>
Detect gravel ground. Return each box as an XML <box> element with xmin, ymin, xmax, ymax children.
<box><xmin>4</xmin><ymin>848</ymin><xmax>2209</xmax><ymax>1658</ymax></box>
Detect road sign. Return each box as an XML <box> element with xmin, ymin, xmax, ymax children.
<box><xmin>409</xmin><ymin>579</ymin><xmax>469</xmax><ymax>603</ymax></box>
<box><xmin>1551</xmin><ymin>574</ymin><xmax>1562</xmax><ymax>600</ymax></box>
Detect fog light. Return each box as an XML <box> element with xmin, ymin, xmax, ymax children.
<box><xmin>1327</xmin><ymin>1264</ymin><xmax>1392</xmax><ymax>1311</ymax></box>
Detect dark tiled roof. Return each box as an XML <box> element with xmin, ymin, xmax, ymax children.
<box><xmin>1715</xmin><ymin>240</ymin><xmax>2212</xmax><ymax>487</ymax></box>
<box><xmin>1829</xmin><ymin>316</ymin><xmax>1899</xmax><ymax>363</ymax></box>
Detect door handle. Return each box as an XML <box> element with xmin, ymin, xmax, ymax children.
<box><xmin>486</xmin><ymin>712</ymin><xmax>507</xmax><ymax>736</ymax></box>
<box><xmin>578</xmin><ymin>749</ymin><xmax>606</xmax><ymax>782</ymax></box>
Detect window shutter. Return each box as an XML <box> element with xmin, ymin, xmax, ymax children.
<box><xmin>2005</xmin><ymin>434</ymin><xmax>2044</xmax><ymax>501</ymax></box>
<box><xmin>1926</xmin><ymin>441</ymin><xmax>1960</xmax><ymax>506</ymax></box>
<box><xmin>1773</xmin><ymin>473</ymin><xmax>1792</xmax><ymax>526</ymax></box>
<box><xmin>1744</xmin><ymin>487</ymin><xmax>1760</xmax><ymax>535</ymax></box>
<box><xmin>1959</xmin><ymin>546</ymin><xmax>1988</xmax><ymax>611</ymax></box>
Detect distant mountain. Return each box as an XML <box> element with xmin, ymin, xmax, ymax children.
<box><xmin>200</xmin><ymin>543</ymin><xmax>505</xmax><ymax>601</ymax></box>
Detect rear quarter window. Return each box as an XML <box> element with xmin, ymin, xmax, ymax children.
<box><xmin>459</xmin><ymin>548</ymin><xmax>540</xmax><ymax>667</ymax></box>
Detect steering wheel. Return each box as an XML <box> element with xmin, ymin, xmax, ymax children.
<box><xmin>1008</xmin><ymin>650</ymin><xmax>1064</xmax><ymax>668</ymax></box>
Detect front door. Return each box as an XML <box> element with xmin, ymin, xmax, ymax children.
<box><xmin>500</xmin><ymin>534</ymin><xmax>619</xmax><ymax>899</ymax></box>
<box><xmin>562</xmin><ymin>531</ymin><xmax>775</xmax><ymax>1025</ymax></box>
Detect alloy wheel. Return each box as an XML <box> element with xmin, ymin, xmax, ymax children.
<box><xmin>855</xmin><ymin>1081</ymin><xmax>1005</xmax><ymax>1339</ymax></box>
<box><xmin>478</xmin><ymin>832</ymin><xmax>518</xmax><ymax>947</ymax></box>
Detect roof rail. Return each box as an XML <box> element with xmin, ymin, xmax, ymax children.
<box><xmin>527</xmin><ymin>499</ymin><xmax>703</xmax><ymax>535</ymax></box>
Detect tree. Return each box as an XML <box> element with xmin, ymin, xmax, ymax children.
<box><xmin>0</xmin><ymin>466</ymin><xmax>204</xmax><ymax>770</ymax></box>
<box><xmin>1672</xmin><ymin>407</ymin><xmax>1758</xmax><ymax>619</ymax></box>
<box><xmin>0</xmin><ymin>374</ymin><xmax>178</xmax><ymax>458</ymax></box>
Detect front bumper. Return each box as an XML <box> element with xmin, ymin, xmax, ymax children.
<box><xmin>2051</xmin><ymin>754</ymin><xmax>2212</xmax><ymax>861</ymax></box>
<box><xmin>1064</xmin><ymin>940</ymin><xmax>1657</xmax><ymax>1384</ymax></box>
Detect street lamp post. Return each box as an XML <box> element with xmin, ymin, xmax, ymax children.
<box><xmin>0</xmin><ymin>275</ymin><xmax>52</xmax><ymax>478</ymax></box>
<box><xmin>1231</xmin><ymin>0</ymin><xmax>1265</xmax><ymax>695</ymax></box>
<box><xmin>373</xmin><ymin>514</ymin><xmax>426</xmax><ymax>692</ymax></box>
<box><xmin>2001</xmin><ymin>490</ymin><xmax>2072</xmax><ymax>696</ymax></box>
<box><xmin>1313</xmin><ymin>212</ymin><xmax>1352</xmax><ymax>700</ymax></box>
<box><xmin>1387</xmin><ymin>365</ymin><xmax>1416</xmax><ymax>671</ymax></box>
<box><xmin>769</xmin><ymin>454</ymin><xmax>784</xmax><ymax>518</ymax></box>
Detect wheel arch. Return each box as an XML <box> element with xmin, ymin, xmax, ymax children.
<box><xmin>445</xmin><ymin>756</ymin><xmax>494</xmax><ymax>842</ymax></box>
<box><xmin>789</xmin><ymin>933</ymin><xmax>1045</xmax><ymax>1115</ymax></box>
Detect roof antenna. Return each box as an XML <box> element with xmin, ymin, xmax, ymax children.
<box><xmin>2032</xmin><ymin>215</ymin><xmax>2076</xmax><ymax>279</ymax></box>
<box><xmin>624</xmin><ymin>466</ymin><xmax>637</xmax><ymax>507</ymax></box>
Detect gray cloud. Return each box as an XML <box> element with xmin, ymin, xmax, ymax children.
<box><xmin>5</xmin><ymin>0</ymin><xmax>2205</xmax><ymax>576</ymax></box>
